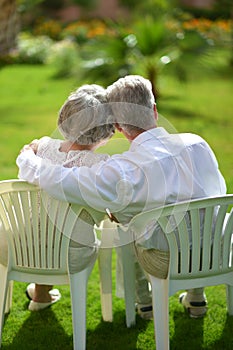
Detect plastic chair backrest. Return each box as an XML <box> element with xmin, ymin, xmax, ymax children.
<box><xmin>0</xmin><ymin>180</ymin><xmax>86</xmax><ymax>274</ymax></box>
<box><xmin>131</xmin><ymin>195</ymin><xmax>233</xmax><ymax>279</ymax></box>
<box><xmin>0</xmin><ymin>179</ymin><xmax>105</xmax><ymax>350</ymax></box>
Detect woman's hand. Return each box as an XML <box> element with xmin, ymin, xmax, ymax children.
<box><xmin>20</xmin><ymin>139</ymin><xmax>39</xmax><ymax>154</ymax></box>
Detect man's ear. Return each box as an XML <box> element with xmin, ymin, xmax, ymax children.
<box><xmin>115</xmin><ymin>123</ymin><xmax>122</xmax><ymax>132</ymax></box>
<box><xmin>153</xmin><ymin>104</ymin><xmax>158</xmax><ymax>120</ymax></box>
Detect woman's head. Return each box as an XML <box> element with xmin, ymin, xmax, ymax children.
<box><xmin>58</xmin><ymin>84</ymin><xmax>115</xmax><ymax>145</ymax></box>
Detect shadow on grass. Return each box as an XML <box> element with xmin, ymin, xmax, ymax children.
<box><xmin>86</xmin><ymin>311</ymin><xmax>149</xmax><ymax>350</ymax></box>
<box><xmin>170</xmin><ymin>309</ymin><xmax>204</xmax><ymax>350</ymax></box>
<box><xmin>2</xmin><ymin>308</ymin><xmax>148</xmax><ymax>350</ymax></box>
<box><xmin>2</xmin><ymin>309</ymin><xmax>73</xmax><ymax>350</ymax></box>
<box><xmin>170</xmin><ymin>310</ymin><xmax>233</xmax><ymax>350</ymax></box>
<box><xmin>211</xmin><ymin>315</ymin><xmax>233</xmax><ymax>350</ymax></box>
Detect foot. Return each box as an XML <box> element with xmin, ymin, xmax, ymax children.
<box><xmin>26</xmin><ymin>283</ymin><xmax>61</xmax><ymax>311</ymax></box>
<box><xmin>28</xmin><ymin>294</ymin><xmax>61</xmax><ymax>311</ymax></box>
<box><xmin>26</xmin><ymin>283</ymin><xmax>60</xmax><ymax>301</ymax></box>
<box><xmin>179</xmin><ymin>292</ymin><xmax>207</xmax><ymax>318</ymax></box>
<box><xmin>136</xmin><ymin>303</ymin><xmax>153</xmax><ymax>320</ymax></box>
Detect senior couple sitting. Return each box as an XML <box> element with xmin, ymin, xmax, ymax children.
<box><xmin>1</xmin><ymin>75</ymin><xmax>226</xmax><ymax>320</ymax></box>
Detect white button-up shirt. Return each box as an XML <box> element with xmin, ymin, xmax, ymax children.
<box><xmin>17</xmin><ymin>127</ymin><xmax>226</xmax><ymax>229</ymax></box>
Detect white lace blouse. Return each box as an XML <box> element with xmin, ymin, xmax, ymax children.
<box><xmin>37</xmin><ymin>136</ymin><xmax>109</xmax><ymax>167</ymax></box>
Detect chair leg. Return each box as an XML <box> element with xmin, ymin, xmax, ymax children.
<box><xmin>98</xmin><ymin>247</ymin><xmax>113</xmax><ymax>322</ymax></box>
<box><xmin>5</xmin><ymin>281</ymin><xmax>13</xmax><ymax>314</ymax></box>
<box><xmin>121</xmin><ymin>243</ymin><xmax>136</xmax><ymax>327</ymax></box>
<box><xmin>150</xmin><ymin>275</ymin><xmax>170</xmax><ymax>350</ymax></box>
<box><xmin>70</xmin><ymin>262</ymin><xmax>95</xmax><ymax>350</ymax></box>
<box><xmin>0</xmin><ymin>265</ymin><xmax>8</xmax><ymax>346</ymax></box>
<box><xmin>97</xmin><ymin>219</ymin><xmax>117</xmax><ymax>322</ymax></box>
<box><xmin>226</xmin><ymin>285</ymin><xmax>233</xmax><ymax>315</ymax></box>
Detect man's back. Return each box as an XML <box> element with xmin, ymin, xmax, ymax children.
<box><xmin>105</xmin><ymin>127</ymin><xmax>226</xmax><ymax>223</ymax></box>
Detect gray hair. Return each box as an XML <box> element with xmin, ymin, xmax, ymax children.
<box><xmin>58</xmin><ymin>84</ymin><xmax>115</xmax><ymax>145</ymax></box>
<box><xmin>107</xmin><ymin>75</ymin><xmax>156</xmax><ymax>135</ymax></box>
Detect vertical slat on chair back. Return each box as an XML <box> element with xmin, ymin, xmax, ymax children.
<box><xmin>0</xmin><ymin>191</ymin><xmax>26</xmax><ymax>267</ymax></box>
<box><xmin>222</xmin><ymin>208</ymin><xmax>233</xmax><ymax>269</ymax></box>
<box><xmin>190</xmin><ymin>208</ymin><xmax>201</xmax><ymax>273</ymax></box>
<box><xmin>0</xmin><ymin>182</ymin><xmax>84</xmax><ymax>272</ymax></box>
<box><xmin>201</xmin><ymin>206</ymin><xmax>215</xmax><ymax>272</ymax></box>
<box><xmin>175</xmin><ymin>213</ymin><xmax>191</xmax><ymax>274</ymax></box>
<box><xmin>37</xmin><ymin>191</ymin><xmax>70</xmax><ymax>270</ymax></box>
<box><xmin>211</xmin><ymin>204</ymin><xmax>228</xmax><ymax>270</ymax></box>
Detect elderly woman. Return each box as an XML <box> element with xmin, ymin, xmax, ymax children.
<box><xmin>14</xmin><ymin>84</ymin><xmax>115</xmax><ymax>310</ymax></box>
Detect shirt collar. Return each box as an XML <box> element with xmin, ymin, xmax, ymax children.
<box><xmin>130</xmin><ymin>127</ymin><xmax>169</xmax><ymax>150</ymax></box>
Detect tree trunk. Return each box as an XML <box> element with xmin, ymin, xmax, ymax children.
<box><xmin>147</xmin><ymin>64</ymin><xmax>159</xmax><ymax>101</ymax></box>
<box><xmin>0</xmin><ymin>0</ymin><xmax>20</xmax><ymax>56</ymax></box>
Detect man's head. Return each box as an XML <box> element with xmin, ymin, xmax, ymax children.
<box><xmin>107</xmin><ymin>75</ymin><xmax>158</xmax><ymax>139</ymax></box>
<box><xmin>58</xmin><ymin>84</ymin><xmax>115</xmax><ymax>145</ymax></box>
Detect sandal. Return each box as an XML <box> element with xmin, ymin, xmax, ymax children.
<box><xmin>28</xmin><ymin>294</ymin><xmax>61</xmax><ymax>311</ymax></box>
<box><xmin>26</xmin><ymin>283</ymin><xmax>61</xmax><ymax>311</ymax></box>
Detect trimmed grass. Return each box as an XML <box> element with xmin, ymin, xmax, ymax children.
<box><xmin>0</xmin><ymin>65</ymin><xmax>76</xmax><ymax>179</ymax></box>
<box><xmin>158</xmin><ymin>75</ymin><xmax>233</xmax><ymax>192</ymax></box>
<box><xmin>0</xmin><ymin>64</ymin><xmax>129</xmax><ymax>180</ymax></box>
<box><xmin>0</xmin><ymin>62</ymin><xmax>233</xmax><ymax>349</ymax></box>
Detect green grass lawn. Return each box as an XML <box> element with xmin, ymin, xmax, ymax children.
<box><xmin>0</xmin><ymin>62</ymin><xmax>233</xmax><ymax>349</ymax></box>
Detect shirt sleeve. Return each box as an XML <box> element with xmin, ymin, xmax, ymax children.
<box><xmin>16</xmin><ymin>150</ymin><xmax>43</xmax><ymax>184</ymax></box>
<box><xmin>16</xmin><ymin>151</ymin><xmax>133</xmax><ymax>214</ymax></box>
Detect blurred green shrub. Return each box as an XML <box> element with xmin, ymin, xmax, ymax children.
<box><xmin>16</xmin><ymin>33</ymin><xmax>53</xmax><ymax>64</ymax></box>
<box><xmin>12</xmin><ymin>33</ymin><xmax>80</xmax><ymax>78</ymax></box>
<box><xmin>46</xmin><ymin>39</ymin><xmax>80</xmax><ymax>78</ymax></box>
<box><xmin>61</xmin><ymin>21</ymin><xmax>89</xmax><ymax>44</ymax></box>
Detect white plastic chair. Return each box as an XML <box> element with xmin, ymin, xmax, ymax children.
<box><xmin>130</xmin><ymin>195</ymin><xmax>233</xmax><ymax>350</ymax></box>
<box><xmin>0</xmin><ymin>179</ymin><xmax>104</xmax><ymax>350</ymax></box>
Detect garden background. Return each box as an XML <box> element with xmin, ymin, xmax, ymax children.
<box><xmin>0</xmin><ymin>0</ymin><xmax>233</xmax><ymax>349</ymax></box>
